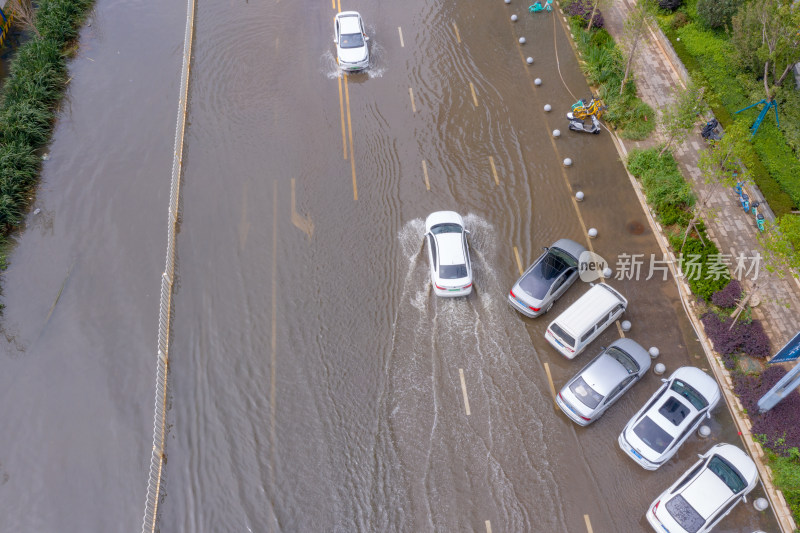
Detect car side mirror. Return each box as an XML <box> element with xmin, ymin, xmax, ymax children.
<box><xmin>660</xmin><ymin>378</ymin><xmax>668</xmax><ymax>383</ymax></box>
<box><xmin>742</xmin><ymin>495</ymin><xmax>747</xmax><ymax>504</ymax></box>
<box><xmin>465</xmin><ymin>229</ymin><xmax>471</xmax><ymax>235</ymax></box>
<box><xmin>706</xmin><ymin>411</ymin><xmax>711</xmax><ymax>419</ymax></box>
<box><xmin>697</xmin><ymin>453</ymin><xmax>703</xmax><ymax>459</ymax></box>
<box><xmin>333</xmin><ymin>38</ymin><xmax>338</xmax><ymax>44</ymax></box>
<box><xmin>364</xmin><ymin>36</ymin><xmax>370</xmax><ymax>41</ymax></box>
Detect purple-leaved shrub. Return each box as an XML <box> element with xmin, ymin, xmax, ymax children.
<box><xmin>701</xmin><ymin>312</ymin><xmax>771</xmax><ymax>358</ymax></box>
<box><xmin>565</xmin><ymin>0</ymin><xmax>605</xmax><ymax>29</ymax></box>
<box><xmin>711</xmin><ymin>279</ymin><xmax>742</xmax><ymax>308</ymax></box>
<box><xmin>734</xmin><ymin>366</ymin><xmax>800</xmax><ymax>455</ymax></box>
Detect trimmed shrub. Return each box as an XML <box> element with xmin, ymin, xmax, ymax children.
<box><xmin>711</xmin><ymin>279</ymin><xmax>742</xmax><ymax>308</ymax></box>
<box><xmin>658</xmin><ymin>0</ymin><xmax>682</xmax><ymax>11</ymax></box>
<box><xmin>671</xmin><ymin>12</ymin><xmax>689</xmax><ymax>29</ymax></box>
<box><xmin>734</xmin><ymin>366</ymin><xmax>800</xmax><ymax>455</ymax></box>
<box><xmin>674</xmin><ymin>232</ymin><xmax>729</xmax><ymax>301</ymax></box>
<box><xmin>701</xmin><ymin>312</ymin><xmax>771</xmax><ymax>358</ymax></box>
<box><xmin>566</xmin><ymin>0</ymin><xmax>605</xmax><ymax>29</ymax></box>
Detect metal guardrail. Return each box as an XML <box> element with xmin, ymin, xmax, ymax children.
<box><xmin>141</xmin><ymin>0</ymin><xmax>195</xmax><ymax>530</ymax></box>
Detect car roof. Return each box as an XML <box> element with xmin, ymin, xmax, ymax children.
<box><xmin>337</xmin><ymin>12</ymin><xmax>362</xmax><ymax>33</ymax></box>
<box><xmin>582</xmin><ymin>354</ymin><xmax>629</xmax><ymax>396</ymax></box>
<box><xmin>435</xmin><ymin>233</ymin><xmax>466</xmax><ymax>265</ymax></box>
<box><xmin>550</xmin><ymin>238</ymin><xmax>587</xmax><ymax>260</ymax></box>
<box><xmin>680</xmin><ymin>468</ymin><xmax>734</xmax><ymax>519</ymax></box>
<box><xmin>425</xmin><ymin>211</ymin><xmax>464</xmax><ymax>231</ymax></box>
<box><xmin>551</xmin><ymin>283</ymin><xmax>626</xmax><ymax>336</ymax></box>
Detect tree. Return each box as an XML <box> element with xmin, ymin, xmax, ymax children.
<box><xmin>619</xmin><ymin>0</ymin><xmax>656</xmax><ymax>95</ymax></box>
<box><xmin>696</xmin><ymin>0</ymin><xmax>740</xmax><ymax>29</ymax></box>
<box><xmin>659</xmin><ymin>83</ymin><xmax>705</xmax><ymax>157</ymax></box>
<box><xmin>731</xmin><ymin>0</ymin><xmax>800</xmax><ymax>100</ymax></box>
<box><xmin>683</xmin><ymin>120</ymin><xmax>754</xmax><ymax>251</ymax></box>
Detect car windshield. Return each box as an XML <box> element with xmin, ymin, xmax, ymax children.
<box><xmin>569</xmin><ymin>376</ymin><xmax>603</xmax><ymax>409</ymax></box>
<box><xmin>340</xmin><ymin>32</ymin><xmax>365</xmax><ymax>49</ymax></box>
<box><xmin>708</xmin><ymin>456</ymin><xmax>747</xmax><ymax>493</ymax></box>
<box><xmin>550</xmin><ymin>324</ymin><xmax>575</xmax><ymax>348</ymax></box>
<box><xmin>440</xmin><ymin>264</ymin><xmax>467</xmax><ymax>279</ymax></box>
<box><xmin>519</xmin><ymin>250</ymin><xmax>571</xmax><ymax>299</ymax></box>
<box><xmin>430</xmin><ymin>223</ymin><xmax>463</xmax><ymax>235</ymax></box>
<box><xmin>658</xmin><ymin>396</ymin><xmax>691</xmax><ymax>426</ymax></box>
<box><xmin>664</xmin><ymin>495</ymin><xmax>704</xmax><ymax>533</ymax></box>
<box><xmin>632</xmin><ymin>416</ymin><xmax>672</xmax><ymax>453</ymax></box>
<box><xmin>606</xmin><ymin>347</ymin><xmax>640</xmax><ymax>374</ymax></box>
<box><xmin>670</xmin><ymin>379</ymin><xmax>709</xmax><ymax>410</ymax></box>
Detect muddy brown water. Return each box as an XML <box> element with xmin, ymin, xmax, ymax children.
<box><xmin>0</xmin><ymin>0</ymin><xmax>779</xmax><ymax>531</ymax></box>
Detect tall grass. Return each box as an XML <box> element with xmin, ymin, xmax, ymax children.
<box><xmin>0</xmin><ymin>0</ymin><xmax>94</xmax><ymax>252</ymax></box>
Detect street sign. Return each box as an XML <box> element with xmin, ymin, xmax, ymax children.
<box><xmin>769</xmin><ymin>330</ymin><xmax>800</xmax><ymax>364</ymax></box>
<box><xmin>758</xmin><ymin>362</ymin><xmax>800</xmax><ymax>413</ymax></box>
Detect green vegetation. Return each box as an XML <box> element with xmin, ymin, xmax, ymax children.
<box><xmin>655</xmin><ymin>0</ymin><xmax>800</xmax><ymax>218</ymax></box>
<box><xmin>568</xmin><ymin>17</ymin><xmax>656</xmax><ymax>140</ymax></box>
<box><xmin>0</xmin><ymin>0</ymin><xmax>94</xmax><ymax>256</ymax></box>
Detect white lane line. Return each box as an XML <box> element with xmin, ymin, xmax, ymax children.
<box><xmin>290</xmin><ymin>178</ymin><xmax>314</xmax><ymax>238</ymax></box>
<box><xmin>543</xmin><ymin>362</ymin><xmax>558</xmax><ymax>410</ymax></box>
<box><xmin>584</xmin><ymin>514</ymin><xmax>594</xmax><ymax>533</ymax></box>
<box><xmin>459</xmin><ymin>368</ymin><xmax>471</xmax><ymax>416</ymax></box>
<box><xmin>485</xmin><ymin>520</ymin><xmax>493</xmax><ymax>533</ymax></box>
<box><xmin>513</xmin><ymin>246</ymin><xmax>523</xmax><ymax>275</ymax></box>
<box><xmin>469</xmin><ymin>82</ymin><xmax>479</xmax><ymax>107</ymax></box>
<box><xmin>398</xmin><ymin>26</ymin><xmax>405</xmax><ymax>47</ymax></box>
<box><xmin>453</xmin><ymin>22</ymin><xmax>461</xmax><ymax>43</ymax></box>
<box><xmin>422</xmin><ymin>160</ymin><xmax>430</xmax><ymax>191</ymax></box>
<box><xmin>489</xmin><ymin>156</ymin><xmax>499</xmax><ymax>186</ymax></box>
<box><xmin>409</xmin><ymin>87</ymin><xmax>416</xmax><ymax>113</ymax></box>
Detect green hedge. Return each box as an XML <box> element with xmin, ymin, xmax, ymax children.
<box><xmin>568</xmin><ymin>20</ymin><xmax>656</xmax><ymax>140</ymax></box>
<box><xmin>0</xmin><ymin>0</ymin><xmax>94</xmax><ymax>236</ymax></box>
<box><xmin>657</xmin><ymin>19</ymin><xmax>798</xmax><ymax>216</ymax></box>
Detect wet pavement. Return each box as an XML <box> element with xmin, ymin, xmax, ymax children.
<box><xmin>0</xmin><ymin>0</ymin><xmax>781</xmax><ymax>531</ymax></box>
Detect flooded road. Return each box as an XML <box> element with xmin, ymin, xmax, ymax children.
<box><xmin>0</xmin><ymin>0</ymin><xmax>780</xmax><ymax>531</ymax></box>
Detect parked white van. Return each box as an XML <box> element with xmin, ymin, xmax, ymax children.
<box><xmin>544</xmin><ymin>283</ymin><xmax>627</xmax><ymax>359</ymax></box>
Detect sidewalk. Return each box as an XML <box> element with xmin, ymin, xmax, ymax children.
<box><xmin>597</xmin><ymin>1</ymin><xmax>800</xmax><ymax>530</ymax></box>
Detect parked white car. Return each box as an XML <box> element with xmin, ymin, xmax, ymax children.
<box><xmin>646</xmin><ymin>443</ymin><xmax>759</xmax><ymax>533</ymax></box>
<box><xmin>619</xmin><ymin>366</ymin><xmax>721</xmax><ymax>470</ymax></box>
<box><xmin>424</xmin><ymin>211</ymin><xmax>473</xmax><ymax>297</ymax></box>
<box><xmin>333</xmin><ymin>11</ymin><xmax>369</xmax><ymax>72</ymax></box>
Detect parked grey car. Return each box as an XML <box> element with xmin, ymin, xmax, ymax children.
<box><xmin>508</xmin><ymin>238</ymin><xmax>587</xmax><ymax>317</ymax></box>
<box><xmin>556</xmin><ymin>338</ymin><xmax>651</xmax><ymax>425</ymax></box>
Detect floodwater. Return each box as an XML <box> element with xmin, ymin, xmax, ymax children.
<box><xmin>0</xmin><ymin>0</ymin><xmax>781</xmax><ymax>532</ymax></box>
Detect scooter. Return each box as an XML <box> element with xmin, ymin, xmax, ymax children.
<box><xmin>567</xmin><ymin>113</ymin><xmax>601</xmax><ymax>134</ymax></box>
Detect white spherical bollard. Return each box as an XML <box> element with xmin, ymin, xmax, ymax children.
<box><xmin>575</xmin><ymin>191</ymin><xmax>584</xmax><ymax>201</ymax></box>
<box><xmin>519</xmin><ymin>37</ymin><xmax>526</xmax><ymax>44</ymax></box>
<box><xmin>563</xmin><ymin>157</ymin><xmax>572</xmax><ymax>166</ymax></box>
<box><xmin>603</xmin><ymin>267</ymin><xmax>613</xmax><ymax>278</ymax></box>
<box><xmin>505</xmin><ymin>0</ymin><xmax>511</xmax><ymax>4</ymax></box>
<box><xmin>588</xmin><ymin>228</ymin><xmax>598</xmax><ymax>238</ymax></box>
<box><xmin>511</xmin><ymin>14</ymin><xmax>518</xmax><ymax>21</ymax></box>
<box><xmin>553</xmin><ymin>129</ymin><xmax>561</xmax><ymax>138</ymax></box>
<box><xmin>621</xmin><ymin>320</ymin><xmax>631</xmax><ymax>332</ymax></box>
<box><xmin>649</xmin><ymin>347</ymin><xmax>660</xmax><ymax>358</ymax></box>
<box><xmin>527</xmin><ymin>56</ymin><xmax>534</xmax><ymax>64</ymax></box>
<box><xmin>654</xmin><ymin>363</ymin><xmax>666</xmax><ymax>375</ymax></box>
<box><xmin>534</xmin><ymin>78</ymin><xmax>542</xmax><ymax>86</ymax></box>
<box><xmin>754</xmin><ymin>498</ymin><xmax>769</xmax><ymax>512</ymax></box>
<box><xmin>544</xmin><ymin>103</ymin><xmax>551</xmax><ymax>112</ymax></box>
<box><xmin>698</xmin><ymin>425</ymin><xmax>711</xmax><ymax>438</ymax></box>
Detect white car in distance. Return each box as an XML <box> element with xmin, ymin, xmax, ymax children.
<box><xmin>333</xmin><ymin>11</ymin><xmax>369</xmax><ymax>72</ymax></box>
<box><xmin>424</xmin><ymin>211</ymin><xmax>473</xmax><ymax>297</ymax></box>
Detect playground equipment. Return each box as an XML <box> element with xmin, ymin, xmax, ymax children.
<box><xmin>529</xmin><ymin>0</ymin><xmax>553</xmax><ymax>13</ymax></box>
<box><xmin>734</xmin><ymin>99</ymin><xmax>779</xmax><ymax>138</ymax></box>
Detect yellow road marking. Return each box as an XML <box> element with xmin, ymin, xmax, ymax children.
<box><xmin>513</xmin><ymin>246</ymin><xmax>523</xmax><ymax>275</ymax></box>
<box><xmin>544</xmin><ymin>362</ymin><xmax>558</xmax><ymax>410</ymax></box>
<box><xmin>489</xmin><ymin>156</ymin><xmax>499</xmax><ymax>186</ymax></box>
<box><xmin>584</xmin><ymin>514</ymin><xmax>594</xmax><ymax>533</ymax></box>
<box><xmin>290</xmin><ymin>178</ymin><xmax>314</xmax><ymax>238</ymax></box>
<box><xmin>398</xmin><ymin>26</ymin><xmax>405</xmax><ymax>47</ymax></box>
<box><xmin>337</xmin><ymin>0</ymin><xmax>340</xmax><ymax>12</ymax></box>
<box><xmin>331</xmin><ymin>0</ymin><xmax>334</xmax><ymax>9</ymax></box>
<box><xmin>615</xmin><ymin>320</ymin><xmax>625</xmax><ymax>338</ymax></box>
<box><xmin>344</xmin><ymin>75</ymin><xmax>357</xmax><ymax>200</ymax></box>
<box><xmin>469</xmin><ymin>82</ymin><xmax>479</xmax><ymax>107</ymax></box>
<box><xmin>422</xmin><ymin>160</ymin><xmax>430</xmax><ymax>191</ymax></box>
<box><xmin>485</xmin><ymin>520</ymin><xmax>493</xmax><ymax>533</ymax></box>
<box><xmin>459</xmin><ymin>368</ymin><xmax>471</xmax><ymax>416</ymax></box>
<box><xmin>453</xmin><ymin>22</ymin><xmax>461</xmax><ymax>43</ymax></box>
<box><xmin>337</xmin><ymin>75</ymin><xmax>347</xmax><ymax>160</ymax></box>
<box><xmin>409</xmin><ymin>87</ymin><xmax>417</xmax><ymax>113</ymax></box>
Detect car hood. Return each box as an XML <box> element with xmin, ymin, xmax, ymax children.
<box><xmin>338</xmin><ymin>45</ymin><xmax>367</xmax><ymax>63</ymax></box>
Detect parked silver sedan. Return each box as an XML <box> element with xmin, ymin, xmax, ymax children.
<box><xmin>646</xmin><ymin>443</ymin><xmax>758</xmax><ymax>533</ymax></box>
<box><xmin>619</xmin><ymin>366</ymin><xmax>721</xmax><ymax>470</ymax></box>
<box><xmin>508</xmin><ymin>238</ymin><xmax>587</xmax><ymax>317</ymax></box>
<box><xmin>556</xmin><ymin>338</ymin><xmax>651</xmax><ymax>426</ymax></box>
